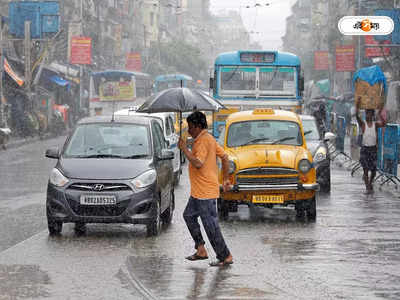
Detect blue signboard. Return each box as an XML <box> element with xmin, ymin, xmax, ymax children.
<box><xmin>9</xmin><ymin>1</ymin><xmax>59</xmax><ymax>38</ymax></box>
<box><xmin>382</xmin><ymin>124</ymin><xmax>399</xmax><ymax>176</ymax></box>
<box><xmin>374</xmin><ymin>9</ymin><xmax>400</xmax><ymax>44</ymax></box>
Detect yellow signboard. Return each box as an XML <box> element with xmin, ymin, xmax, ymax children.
<box><xmin>99</xmin><ymin>80</ymin><xmax>136</xmax><ymax>101</ymax></box>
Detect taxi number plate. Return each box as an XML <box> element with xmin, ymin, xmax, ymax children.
<box><xmin>80</xmin><ymin>195</ymin><xmax>116</xmax><ymax>205</ymax></box>
<box><xmin>252</xmin><ymin>195</ymin><xmax>284</xmax><ymax>204</ymax></box>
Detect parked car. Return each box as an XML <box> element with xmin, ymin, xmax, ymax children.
<box><xmin>300</xmin><ymin>115</ymin><xmax>335</xmax><ymax>193</ymax></box>
<box><xmin>45</xmin><ymin>115</ymin><xmax>175</xmax><ymax>236</ymax></box>
<box><xmin>115</xmin><ymin>108</ymin><xmax>182</xmax><ymax>185</ymax></box>
<box><xmin>217</xmin><ymin>109</ymin><xmax>320</xmax><ymax>221</ymax></box>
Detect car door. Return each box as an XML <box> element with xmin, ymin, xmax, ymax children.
<box><xmin>151</xmin><ymin>121</ymin><xmax>173</xmax><ymax>212</ymax></box>
<box><xmin>165</xmin><ymin>115</ymin><xmax>180</xmax><ymax>174</ymax></box>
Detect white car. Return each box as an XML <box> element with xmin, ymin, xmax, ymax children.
<box><xmin>115</xmin><ymin>108</ymin><xmax>182</xmax><ymax>185</ymax></box>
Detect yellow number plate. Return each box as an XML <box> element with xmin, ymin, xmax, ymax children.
<box><xmin>252</xmin><ymin>195</ymin><xmax>284</xmax><ymax>204</ymax></box>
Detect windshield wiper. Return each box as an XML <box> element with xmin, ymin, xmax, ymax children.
<box><xmin>271</xmin><ymin>137</ymin><xmax>296</xmax><ymax>145</ymax></box>
<box><xmin>79</xmin><ymin>154</ymin><xmax>125</xmax><ymax>158</ymax></box>
<box><xmin>123</xmin><ymin>154</ymin><xmax>149</xmax><ymax>159</ymax></box>
<box><xmin>237</xmin><ymin>137</ymin><xmax>270</xmax><ymax>147</ymax></box>
<box><xmin>304</xmin><ymin>130</ymin><xmax>312</xmax><ymax>136</ymax></box>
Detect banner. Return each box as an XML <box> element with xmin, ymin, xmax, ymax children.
<box><xmin>99</xmin><ymin>80</ymin><xmax>136</xmax><ymax>101</ymax></box>
<box><xmin>125</xmin><ymin>52</ymin><xmax>142</xmax><ymax>71</ymax></box>
<box><xmin>365</xmin><ymin>35</ymin><xmax>390</xmax><ymax>57</ymax></box>
<box><xmin>314</xmin><ymin>51</ymin><xmax>329</xmax><ymax>70</ymax></box>
<box><xmin>70</xmin><ymin>36</ymin><xmax>92</xmax><ymax>65</ymax></box>
<box><xmin>335</xmin><ymin>45</ymin><xmax>355</xmax><ymax>72</ymax></box>
<box><xmin>68</xmin><ymin>23</ymin><xmax>82</xmax><ymax>62</ymax></box>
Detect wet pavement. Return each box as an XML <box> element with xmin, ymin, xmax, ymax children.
<box><xmin>0</xmin><ymin>139</ymin><xmax>400</xmax><ymax>299</ymax></box>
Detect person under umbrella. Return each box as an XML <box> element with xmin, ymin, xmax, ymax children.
<box><xmin>178</xmin><ymin>111</ymin><xmax>233</xmax><ymax>267</ymax></box>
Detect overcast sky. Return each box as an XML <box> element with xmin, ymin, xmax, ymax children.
<box><xmin>209</xmin><ymin>0</ymin><xmax>296</xmax><ymax>50</ymax></box>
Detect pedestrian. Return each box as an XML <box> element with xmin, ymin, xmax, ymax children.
<box><xmin>355</xmin><ymin>101</ymin><xmax>386</xmax><ymax>193</ymax></box>
<box><xmin>178</xmin><ymin>111</ymin><xmax>233</xmax><ymax>267</ymax></box>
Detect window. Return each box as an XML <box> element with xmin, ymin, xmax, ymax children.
<box><xmin>152</xmin><ymin>121</ymin><xmax>165</xmax><ymax>155</ymax></box>
<box><xmin>64</xmin><ymin>123</ymin><xmax>150</xmax><ymax>158</ymax></box>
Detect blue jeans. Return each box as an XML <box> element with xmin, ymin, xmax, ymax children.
<box><xmin>183</xmin><ymin>196</ymin><xmax>230</xmax><ymax>261</ymax></box>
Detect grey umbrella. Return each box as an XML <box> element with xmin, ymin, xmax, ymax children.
<box><xmin>137</xmin><ymin>87</ymin><xmax>225</xmax><ymax>136</ymax></box>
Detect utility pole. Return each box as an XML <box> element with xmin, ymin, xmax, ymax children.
<box><xmin>24</xmin><ymin>21</ymin><xmax>32</xmax><ymax>109</ymax></box>
<box><xmin>79</xmin><ymin>0</ymin><xmax>84</xmax><ymax>113</ymax></box>
<box><xmin>0</xmin><ymin>18</ymin><xmax>4</xmax><ymax>127</ymax></box>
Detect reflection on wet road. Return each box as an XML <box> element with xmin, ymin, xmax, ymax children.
<box><xmin>0</xmin><ymin>154</ymin><xmax>400</xmax><ymax>299</ymax></box>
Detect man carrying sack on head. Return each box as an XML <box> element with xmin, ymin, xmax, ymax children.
<box><xmin>355</xmin><ymin>101</ymin><xmax>386</xmax><ymax>194</ymax></box>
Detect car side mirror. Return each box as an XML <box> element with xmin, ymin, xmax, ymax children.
<box><xmin>324</xmin><ymin>132</ymin><xmax>336</xmax><ymax>142</ymax></box>
<box><xmin>158</xmin><ymin>149</ymin><xmax>174</xmax><ymax>160</ymax></box>
<box><xmin>45</xmin><ymin>147</ymin><xmax>60</xmax><ymax>159</ymax></box>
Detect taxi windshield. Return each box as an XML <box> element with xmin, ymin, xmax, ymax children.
<box><xmin>227</xmin><ymin>120</ymin><xmax>303</xmax><ymax>147</ymax></box>
<box><xmin>64</xmin><ymin>123</ymin><xmax>151</xmax><ymax>158</ymax></box>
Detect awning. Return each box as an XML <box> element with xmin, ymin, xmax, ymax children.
<box><xmin>50</xmin><ymin>75</ymin><xmax>70</xmax><ymax>86</ymax></box>
<box><xmin>4</xmin><ymin>58</ymin><xmax>24</xmax><ymax>87</ymax></box>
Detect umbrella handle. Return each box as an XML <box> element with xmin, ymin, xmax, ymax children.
<box><xmin>179</xmin><ymin>111</ymin><xmax>182</xmax><ymax>138</ymax></box>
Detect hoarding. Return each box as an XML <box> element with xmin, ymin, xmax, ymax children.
<box><xmin>336</xmin><ymin>45</ymin><xmax>355</xmax><ymax>72</ymax></box>
<box><xmin>314</xmin><ymin>51</ymin><xmax>329</xmax><ymax>70</ymax></box>
<box><xmin>125</xmin><ymin>53</ymin><xmax>142</xmax><ymax>71</ymax></box>
<box><xmin>70</xmin><ymin>36</ymin><xmax>92</xmax><ymax>65</ymax></box>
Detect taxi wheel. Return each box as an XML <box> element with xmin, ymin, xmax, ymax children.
<box><xmin>147</xmin><ymin>199</ymin><xmax>161</xmax><ymax>236</ymax></box>
<box><xmin>295</xmin><ymin>202</ymin><xmax>305</xmax><ymax>219</ymax></box>
<box><xmin>217</xmin><ymin>199</ymin><xmax>229</xmax><ymax>220</ymax></box>
<box><xmin>306</xmin><ymin>197</ymin><xmax>317</xmax><ymax>221</ymax></box>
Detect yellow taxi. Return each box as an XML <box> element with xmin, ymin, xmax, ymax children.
<box><xmin>217</xmin><ymin>108</ymin><xmax>319</xmax><ymax>220</ymax></box>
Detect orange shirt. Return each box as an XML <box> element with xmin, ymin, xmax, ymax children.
<box><xmin>188</xmin><ymin>130</ymin><xmax>226</xmax><ymax>199</ymax></box>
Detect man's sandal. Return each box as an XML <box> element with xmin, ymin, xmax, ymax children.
<box><xmin>209</xmin><ymin>260</ymin><xmax>233</xmax><ymax>267</ymax></box>
<box><xmin>185</xmin><ymin>254</ymin><xmax>208</xmax><ymax>261</ymax></box>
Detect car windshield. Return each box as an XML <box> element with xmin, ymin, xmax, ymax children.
<box><xmin>302</xmin><ymin>119</ymin><xmax>321</xmax><ymax>141</ymax></box>
<box><xmin>227</xmin><ymin>120</ymin><xmax>302</xmax><ymax>147</ymax></box>
<box><xmin>63</xmin><ymin>123</ymin><xmax>151</xmax><ymax>158</ymax></box>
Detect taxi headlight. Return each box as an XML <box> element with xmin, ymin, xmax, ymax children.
<box><xmin>131</xmin><ymin>169</ymin><xmax>157</xmax><ymax>189</ymax></box>
<box><xmin>228</xmin><ymin>160</ymin><xmax>236</xmax><ymax>174</ymax></box>
<box><xmin>298</xmin><ymin>159</ymin><xmax>312</xmax><ymax>174</ymax></box>
<box><xmin>49</xmin><ymin>168</ymin><xmax>69</xmax><ymax>187</ymax></box>
<box><xmin>313</xmin><ymin>147</ymin><xmax>327</xmax><ymax>163</ymax></box>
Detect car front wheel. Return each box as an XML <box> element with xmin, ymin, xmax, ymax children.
<box><xmin>47</xmin><ymin>208</ymin><xmax>63</xmax><ymax>235</ymax></box>
<box><xmin>305</xmin><ymin>197</ymin><xmax>317</xmax><ymax>221</ymax></box>
<box><xmin>147</xmin><ymin>199</ymin><xmax>162</xmax><ymax>236</ymax></box>
<box><xmin>161</xmin><ymin>190</ymin><xmax>174</xmax><ymax>225</ymax></box>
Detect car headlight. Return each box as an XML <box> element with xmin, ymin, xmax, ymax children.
<box><xmin>298</xmin><ymin>159</ymin><xmax>312</xmax><ymax>174</ymax></box>
<box><xmin>228</xmin><ymin>160</ymin><xmax>236</xmax><ymax>174</ymax></box>
<box><xmin>313</xmin><ymin>147</ymin><xmax>327</xmax><ymax>163</ymax></box>
<box><xmin>131</xmin><ymin>169</ymin><xmax>157</xmax><ymax>189</ymax></box>
<box><xmin>49</xmin><ymin>168</ymin><xmax>69</xmax><ymax>187</ymax></box>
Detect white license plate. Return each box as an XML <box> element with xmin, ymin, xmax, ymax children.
<box><xmin>80</xmin><ymin>195</ymin><xmax>117</xmax><ymax>205</ymax></box>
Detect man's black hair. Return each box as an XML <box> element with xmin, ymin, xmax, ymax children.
<box><xmin>187</xmin><ymin>111</ymin><xmax>208</xmax><ymax>129</ymax></box>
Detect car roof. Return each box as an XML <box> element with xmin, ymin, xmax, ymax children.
<box><xmin>114</xmin><ymin>109</ymin><xmax>174</xmax><ymax>120</ymax></box>
<box><xmin>299</xmin><ymin>114</ymin><xmax>316</xmax><ymax>120</ymax></box>
<box><xmin>227</xmin><ymin>109</ymin><xmax>300</xmax><ymax>123</ymax></box>
<box><xmin>77</xmin><ymin>115</ymin><xmax>153</xmax><ymax>125</ymax></box>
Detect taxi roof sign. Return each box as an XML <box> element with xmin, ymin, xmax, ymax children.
<box><xmin>253</xmin><ymin>108</ymin><xmax>274</xmax><ymax>115</ymax></box>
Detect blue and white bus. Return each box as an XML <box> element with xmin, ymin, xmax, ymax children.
<box><xmin>210</xmin><ymin>50</ymin><xmax>304</xmax><ymax>137</ymax></box>
<box><xmin>89</xmin><ymin>70</ymin><xmax>153</xmax><ymax>116</ymax></box>
<box><xmin>153</xmin><ymin>74</ymin><xmax>193</xmax><ymax>93</ymax></box>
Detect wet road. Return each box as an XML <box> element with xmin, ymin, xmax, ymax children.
<box><xmin>0</xmin><ymin>138</ymin><xmax>400</xmax><ymax>299</ymax></box>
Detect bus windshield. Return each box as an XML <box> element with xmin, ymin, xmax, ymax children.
<box><xmin>220</xmin><ymin>66</ymin><xmax>296</xmax><ymax>97</ymax></box>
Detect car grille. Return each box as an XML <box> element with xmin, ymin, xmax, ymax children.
<box><xmin>237</xmin><ymin>167</ymin><xmax>298</xmax><ymax>176</ymax></box>
<box><xmin>66</xmin><ymin>196</ymin><xmax>129</xmax><ymax>217</ymax></box>
<box><xmin>68</xmin><ymin>183</ymin><xmax>131</xmax><ymax>192</ymax></box>
<box><xmin>236</xmin><ymin>176</ymin><xmax>299</xmax><ymax>185</ymax></box>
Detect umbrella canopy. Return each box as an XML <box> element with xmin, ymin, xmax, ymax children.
<box><xmin>137</xmin><ymin>87</ymin><xmax>225</xmax><ymax>113</ymax></box>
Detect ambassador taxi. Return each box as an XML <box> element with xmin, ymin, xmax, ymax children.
<box><xmin>217</xmin><ymin>109</ymin><xmax>319</xmax><ymax>220</ymax></box>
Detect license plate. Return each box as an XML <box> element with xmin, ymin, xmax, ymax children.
<box><xmin>252</xmin><ymin>195</ymin><xmax>284</xmax><ymax>204</ymax></box>
<box><xmin>80</xmin><ymin>195</ymin><xmax>117</xmax><ymax>205</ymax></box>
